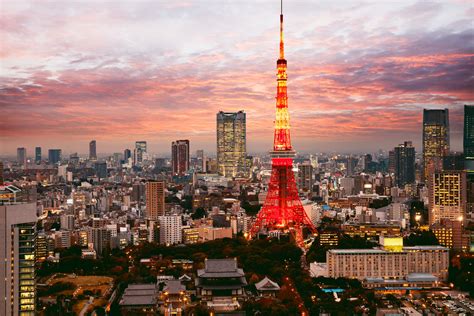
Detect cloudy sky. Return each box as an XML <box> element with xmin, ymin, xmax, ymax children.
<box><xmin>1</xmin><ymin>0</ymin><xmax>473</xmax><ymax>156</ymax></box>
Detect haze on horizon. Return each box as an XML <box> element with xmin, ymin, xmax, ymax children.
<box><xmin>1</xmin><ymin>0</ymin><xmax>473</xmax><ymax>156</ymax></box>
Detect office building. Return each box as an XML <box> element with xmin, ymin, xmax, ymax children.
<box><xmin>428</xmin><ymin>170</ymin><xmax>466</xmax><ymax>225</ymax></box>
<box><xmin>35</xmin><ymin>147</ymin><xmax>41</xmax><ymax>164</ymax></box>
<box><xmin>89</xmin><ymin>140</ymin><xmax>97</xmax><ymax>160</ymax></box>
<box><xmin>158</xmin><ymin>215</ymin><xmax>182</xmax><ymax>245</ymax></box>
<box><xmin>134</xmin><ymin>141</ymin><xmax>147</xmax><ymax>165</ymax></box>
<box><xmin>422</xmin><ymin>109</ymin><xmax>449</xmax><ymax>183</ymax></box>
<box><xmin>171</xmin><ymin>140</ymin><xmax>190</xmax><ymax>176</ymax></box>
<box><xmin>465</xmin><ymin>105</ymin><xmax>474</xmax><ymax>175</ymax></box>
<box><xmin>94</xmin><ymin>161</ymin><xmax>107</xmax><ymax>179</ymax></box>
<box><xmin>146</xmin><ymin>181</ymin><xmax>165</xmax><ymax>220</ymax></box>
<box><xmin>297</xmin><ymin>162</ymin><xmax>313</xmax><ymax>192</ymax></box>
<box><xmin>431</xmin><ymin>219</ymin><xmax>469</xmax><ymax>251</ymax></box>
<box><xmin>327</xmin><ymin>245</ymin><xmax>449</xmax><ymax>283</ymax></box>
<box><xmin>216</xmin><ymin>111</ymin><xmax>247</xmax><ymax>178</ymax></box>
<box><xmin>464</xmin><ymin>105</ymin><xmax>474</xmax><ymax>219</ymax></box>
<box><xmin>443</xmin><ymin>152</ymin><xmax>464</xmax><ymax>171</ymax></box>
<box><xmin>0</xmin><ymin>202</ymin><xmax>37</xmax><ymax>315</ymax></box>
<box><xmin>17</xmin><ymin>147</ymin><xmax>26</xmax><ymax>166</ymax></box>
<box><xmin>60</xmin><ymin>214</ymin><xmax>75</xmax><ymax>230</ymax></box>
<box><xmin>89</xmin><ymin>227</ymin><xmax>111</xmax><ymax>256</ymax></box>
<box><xmin>124</xmin><ymin>149</ymin><xmax>131</xmax><ymax>162</ymax></box>
<box><xmin>48</xmin><ymin>149</ymin><xmax>62</xmax><ymax>164</ymax></box>
<box><xmin>393</xmin><ymin>141</ymin><xmax>415</xmax><ymax>187</ymax></box>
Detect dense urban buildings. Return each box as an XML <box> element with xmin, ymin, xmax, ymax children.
<box><xmin>171</xmin><ymin>140</ymin><xmax>190</xmax><ymax>176</ymax></box>
<box><xmin>422</xmin><ymin>109</ymin><xmax>450</xmax><ymax>183</ymax></box>
<box><xmin>0</xmin><ymin>202</ymin><xmax>37</xmax><ymax>316</ymax></box>
<box><xmin>1</xmin><ymin>2</ymin><xmax>473</xmax><ymax>315</ymax></box>
<box><xmin>216</xmin><ymin>111</ymin><xmax>247</xmax><ymax>178</ymax></box>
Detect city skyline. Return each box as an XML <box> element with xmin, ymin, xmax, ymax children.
<box><xmin>1</xmin><ymin>0</ymin><xmax>473</xmax><ymax>155</ymax></box>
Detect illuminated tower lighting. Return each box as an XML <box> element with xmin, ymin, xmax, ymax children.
<box><xmin>249</xmin><ymin>1</ymin><xmax>317</xmax><ymax>246</ymax></box>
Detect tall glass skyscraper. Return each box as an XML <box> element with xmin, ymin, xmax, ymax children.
<box><xmin>171</xmin><ymin>140</ymin><xmax>190</xmax><ymax>176</ymax></box>
<box><xmin>394</xmin><ymin>141</ymin><xmax>415</xmax><ymax>188</ymax></box>
<box><xmin>217</xmin><ymin>111</ymin><xmax>247</xmax><ymax>178</ymax></box>
<box><xmin>464</xmin><ymin>105</ymin><xmax>474</xmax><ymax>176</ymax></box>
<box><xmin>48</xmin><ymin>149</ymin><xmax>62</xmax><ymax>164</ymax></box>
<box><xmin>35</xmin><ymin>147</ymin><xmax>41</xmax><ymax>164</ymax></box>
<box><xmin>0</xmin><ymin>202</ymin><xmax>37</xmax><ymax>315</ymax></box>
<box><xmin>422</xmin><ymin>109</ymin><xmax>449</xmax><ymax>184</ymax></box>
<box><xmin>464</xmin><ymin>105</ymin><xmax>474</xmax><ymax>219</ymax></box>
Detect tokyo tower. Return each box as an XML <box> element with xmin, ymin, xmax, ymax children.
<box><xmin>249</xmin><ymin>1</ymin><xmax>317</xmax><ymax>246</ymax></box>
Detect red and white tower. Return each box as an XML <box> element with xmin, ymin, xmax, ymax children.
<box><xmin>250</xmin><ymin>2</ymin><xmax>317</xmax><ymax>246</ymax></box>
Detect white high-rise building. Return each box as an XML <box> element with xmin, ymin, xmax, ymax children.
<box><xmin>0</xmin><ymin>202</ymin><xmax>37</xmax><ymax>316</ymax></box>
<box><xmin>159</xmin><ymin>215</ymin><xmax>182</xmax><ymax>245</ymax></box>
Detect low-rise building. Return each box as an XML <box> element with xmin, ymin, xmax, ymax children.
<box><xmin>195</xmin><ymin>258</ymin><xmax>247</xmax><ymax>312</ymax></box>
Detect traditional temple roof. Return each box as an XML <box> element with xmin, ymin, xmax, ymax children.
<box><xmin>255</xmin><ymin>276</ymin><xmax>280</xmax><ymax>291</ymax></box>
<box><xmin>198</xmin><ymin>258</ymin><xmax>245</xmax><ymax>278</ymax></box>
<box><xmin>163</xmin><ymin>280</ymin><xmax>185</xmax><ymax>295</ymax></box>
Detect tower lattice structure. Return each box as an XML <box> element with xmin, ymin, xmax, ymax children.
<box><xmin>250</xmin><ymin>4</ymin><xmax>317</xmax><ymax>246</ymax></box>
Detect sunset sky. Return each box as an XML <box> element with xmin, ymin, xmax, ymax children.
<box><xmin>1</xmin><ymin>0</ymin><xmax>473</xmax><ymax>156</ymax></box>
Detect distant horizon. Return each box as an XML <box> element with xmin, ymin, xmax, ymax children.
<box><xmin>1</xmin><ymin>1</ymin><xmax>473</xmax><ymax>155</ymax></box>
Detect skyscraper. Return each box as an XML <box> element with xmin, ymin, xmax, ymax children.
<box><xmin>35</xmin><ymin>147</ymin><xmax>41</xmax><ymax>164</ymax></box>
<box><xmin>17</xmin><ymin>147</ymin><xmax>26</xmax><ymax>166</ymax></box>
<box><xmin>134</xmin><ymin>141</ymin><xmax>147</xmax><ymax>165</ymax></box>
<box><xmin>464</xmin><ymin>105</ymin><xmax>474</xmax><ymax>176</ymax></box>
<box><xmin>0</xmin><ymin>202</ymin><xmax>37</xmax><ymax>315</ymax></box>
<box><xmin>216</xmin><ymin>111</ymin><xmax>247</xmax><ymax>178</ymax></box>
<box><xmin>124</xmin><ymin>149</ymin><xmax>131</xmax><ymax>162</ymax></box>
<box><xmin>393</xmin><ymin>141</ymin><xmax>415</xmax><ymax>188</ymax></box>
<box><xmin>146</xmin><ymin>180</ymin><xmax>165</xmax><ymax>220</ymax></box>
<box><xmin>423</xmin><ymin>109</ymin><xmax>449</xmax><ymax>183</ymax></box>
<box><xmin>48</xmin><ymin>149</ymin><xmax>62</xmax><ymax>164</ymax></box>
<box><xmin>428</xmin><ymin>170</ymin><xmax>466</xmax><ymax>225</ymax></box>
<box><xmin>89</xmin><ymin>140</ymin><xmax>97</xmax><ymax>160</ymax></box>
<box><xmin>171</xmin><ymin>140</ymin><xmax>190</xmax><ymax>176</ymax></box>
<box><xmin>464</xmin><ymin>105</ymin><xmax>474</xmax><ymax>219</ymax></box>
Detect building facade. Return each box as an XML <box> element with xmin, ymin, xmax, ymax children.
<box><xmin>0</xmin><ymin>202</ymin><xmax>37</xmax><ymax>316</ymax></box>
<box><xmin>428</xmin><ymin>170</ymin><xmax>466</xmax><ymax>225</ymax></box>
<box><xmin>134</xmin><ymin>141</ymin><xmax>147</xmax><ymax>166</ymax></box>
<box><xmin>327</xmin><ymin>245</ymin><xmax>449</xmax><ymax>282</ymax></box>
<box><xmin>422</xmin><ymin>109</ymin><xmax>449</xmax><ymax>183</ymax></box>
<box><xmin>159</xmin><ymin>215</ymin><xmax>182</xmax><ymax>245</ymax></box>
<box><xmin>146</xmin><ymin>181</ymin><xmax>165</xmax><ymax>220</ymax></box>
<box><xmin>216</xmin><ymin>111</ymin><xmax>247</xmax><ymax>178</ymax></box>
<box><xmin>89</xmin><ymin>140</ymin><xmax>97</xmax><ymax>160</ymax></box>
<box><xmin>17</xmin><ymin>147</ymin><xmax>26</xmax><ymax>166</ymax></box>
<box><xmin>394</xmin><ymin>141</ymin><xmax>415</xmax><ymax>187</ymax></box>
<box><xmin>48</xmin><ymin>149</ymin><xmax>62</xmax><ymax>164</ymax></box>
<box><xmin>171</xmin><ymin>140</ymin><xmax>190</xmax><ymax>176</ymax></box>
<box><xmin>35</xmin><ymin>147</ymin><xmax>41</xmax><ymax>164</ymax></box>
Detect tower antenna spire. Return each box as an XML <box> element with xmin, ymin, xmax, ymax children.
<box><xmin>279</xmin><ymin>0</ymin><xmax>284</xmax><ymax>59</ymax></box>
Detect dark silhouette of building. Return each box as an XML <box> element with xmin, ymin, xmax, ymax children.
<box><xmin>35</xmin><ymin>147</ymin><xmax>41</xmax><ymax>164</ymax></box>
<box><xmin>17</xmin><ymin>147</ymin><xmax>26</xmax><ymax>166</ymax></box>
<box><xmin>394</xmin><ymin>141</ymin><xmax>415</xmax><ymax>187</ymax></box>
<box><xmin>89</xmin><ymin>140</ymin><xmax>97</xmax><ymax>160</ymax></box>
<box><xmin>48</xmin><ymin>149</ymin><xmax>62</xmax><ymax>164</ymax></box>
